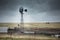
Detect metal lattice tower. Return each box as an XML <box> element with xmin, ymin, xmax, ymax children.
<box><xmin>19</xmin><ymin>7</ymin><xmax>27</xmax><ymax>29</ymax></box>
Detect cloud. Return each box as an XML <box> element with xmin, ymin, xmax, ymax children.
<box><xmin>48</xmin><ymin>0</ymin><xmax>60</xmax><ymax>11</ymax></box>
<box><xmin>0</xmin><ymin>0</ymin><xmax>60</xmax><ymax>22</ymax></box>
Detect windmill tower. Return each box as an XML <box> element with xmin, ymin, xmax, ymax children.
<box><xmin>19</xmin><ymin>7</ymin><xmax>27</xmax><ymax>29</ymax></box>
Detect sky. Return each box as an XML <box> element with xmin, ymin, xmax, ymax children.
<box><xmin>0</xmin><ymin>0</ymin><xmax>60</xmax><ymax>23</ymax></box>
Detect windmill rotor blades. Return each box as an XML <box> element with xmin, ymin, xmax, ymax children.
<box><xmin>19</xmin><ymin>7</ymin><xmax>27</xmax><ymax>13</ymax></box>
<box><xmin>19</xmin><ymin>7</ymin><xmax>23</xmax><ymax>13</ymax></box>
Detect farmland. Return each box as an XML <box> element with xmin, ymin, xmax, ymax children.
<box><xmin>0</xmin><ymin>22</ymin><xmax>60</xmax><ymax>40</ymax></box>
<box><xmin>0</xmin><ymin>34</ymin><xmax>60</xmax><ymax>40</ymax></box>
<box><xmin>0</xmin><ymin>22</ymin><xmax>60</xmax><ymax>28</ymax></box>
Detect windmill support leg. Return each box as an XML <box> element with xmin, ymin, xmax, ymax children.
<box><xmin>21</xmin><ymin>13</ymin><xmax>24</xmax><ymax>28</ymax></box>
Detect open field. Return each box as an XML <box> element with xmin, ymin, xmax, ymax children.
<box><xmin>0</xmin><ymin>34</ymin><xmax>60</xmax><ymax>40</ymax></box>
<box><xmin>0</xmin><ymin>37</ymin><xmax>60</xmax><ymax>40</ymax></box>
<box><xmin>0</xmin><ymin>22</ymin><xmax>60</xmax><ymax>40</ymax></box>
<box><xmin>0</xmin><ymin>22</ymin><xmax>60</xmax><ymax>28</ymax></box>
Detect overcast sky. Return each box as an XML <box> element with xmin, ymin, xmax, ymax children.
<box><xmin>0</xmin><ymin>0</ymin><xmax>60</xmax><ymax>23</ymax></box>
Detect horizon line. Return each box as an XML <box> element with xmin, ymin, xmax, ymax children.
<box><xmin>0</xmin><ymin>22</ymin><xmax>60</xmax><ymax>23</ymax></box>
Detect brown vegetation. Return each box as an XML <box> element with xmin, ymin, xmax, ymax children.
<box><xmin>0</xmin><ymin>22</ymin><xmax>60</xmax><ymax>28</ymax></box>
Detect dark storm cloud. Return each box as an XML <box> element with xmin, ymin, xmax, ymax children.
<box><xmin>0</xmin><ymin>0</ymin><xmax>20</xmax><ymax>10</ymax></box>
<box><xmin>0</xmin><ymin>0</ymin><xmax>60</xmax><ymax>12</ymax></box>
<box><xmin>48</xmin><ymin>0</ymin><xmax>60</xmax><ymax>11</ymax></box>
<box><xmin>0</xmin><ymin>0</ymin><xmax>21</xmax><ymax>16</ymax></box>
<box><xmin>0</xmin><ymin>0</ymin><xmax>60</xmax><ymax>22</ymax></box>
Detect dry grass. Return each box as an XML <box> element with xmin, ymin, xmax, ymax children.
<box><xmin>0</xmin><ymin>23</ymin><xmax>60</xmax><ymax>28</ymax></box>
<box><xmin>0</xmin><ymin>23</ymin><xmax>60</xmax><ymax>40</ymax></box>
<box><xmin>0</xmin><ymin>37</ymin><xmax>60</xmax><ymax>40</ymax></box>
<box><xmin>0</xmin><ymin>22</ymin><xmax>60</xmax><ymax>40</ymax></box>
<box><xmin>0</xmin><ymin>34</ymin><xmax>60</xmax><ymax>40</ymax></box>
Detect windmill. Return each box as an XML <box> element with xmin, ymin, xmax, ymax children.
<box><xmin>19</xmin><ymin>7</ymin><xmax>27</xmax><ymax>29</ymax></box>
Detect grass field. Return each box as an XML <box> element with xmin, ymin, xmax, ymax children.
<box><xmin>0</xmin><ymin>33</ymin><xmax>60</xmax><ymax>40</ymax></box>
<box><xmin>0</xmin><ymin>22</ymin><xmax>60</xmax><ymax>40</ymax></box>
<box><xmin>0</xmin><ymin>38</ymin><xmax>60</xmax><ymax>40</ymax></box>
<box><xmin>0</xmin><ymin>37</ymin><xmax>60</xmax><ymax>40</ymax></box>
<box><xmin>0</xmin><ymin>22</ymin><xmax>60</xmax><ymax>28</ymax></box>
